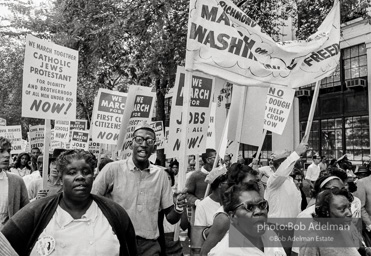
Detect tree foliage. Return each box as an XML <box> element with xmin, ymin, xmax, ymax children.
<box><xmin>1</xmin><ymin>0</ymin><xmax>370</xmax><ymax>142</ymax></box>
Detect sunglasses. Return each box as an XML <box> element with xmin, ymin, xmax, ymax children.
<box><xmin>233</xmin><ymin>200</ymin><xmax>268</xmax><ymax>212</ymax></box>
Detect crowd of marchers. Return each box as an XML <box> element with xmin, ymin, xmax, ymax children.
<box><xmin>1</xmin><ymin>124</ymin><xmax>371</xmax><ymax>256</ymax></box>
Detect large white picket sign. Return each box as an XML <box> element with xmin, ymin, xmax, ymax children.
<box><xmin>167</xmin><ymin>67</ymin><xmax>214</xmax><ymax>158</ymax></box>
<box><xmin>91</xmin><ymin>89</ymin><xmax>127</xmax><ymax>145</ymax></box>
<box><xmin>0</xmin><ymin>126</ymin><xmax>23</xmax><ymax>154</ymax></box>
<box><xmin>54</xmin><ymin>120</ymin><xmax>70</xmax><ymax>143</ymax></box>
<box><xmin>263</xmin><ymin>86</ymin><xmax>295</xmax><ymax>135</ymax></box>
<box><xmin>22</xmin><ymin>35</ymin><xmax>78</xmax><ymax>120</ymax></box>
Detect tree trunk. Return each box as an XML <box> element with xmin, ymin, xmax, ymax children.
<box><xmin>155</xmin><ymin>78</ymin><xmax>167</xmax><ymax>167</ymax></box>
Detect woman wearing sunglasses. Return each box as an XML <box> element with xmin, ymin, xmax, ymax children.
<box><xmin>299</xmin><ymin>187</ymin><xmax>368</xmax><ymax>256</ymax></box>
<box><xmin>208</xmin><ymin>181</ymin><xmax>286</xmax><ymax>256</ymax></box>
<box><xmin>200</xmin><ymin>163</ymin><xmax>263</xmax><ymax>255</ymax></box>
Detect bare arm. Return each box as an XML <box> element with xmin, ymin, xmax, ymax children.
<box><xmin>200</xmin><ymin>213</ymin><xmax>230</xmax><ymax>256</ymax></box>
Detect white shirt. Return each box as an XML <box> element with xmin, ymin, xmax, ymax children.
<box><xmin>30</xmin><ymin>201</ymin><xmax>120</xmax><ymax>256</ymax></box>
<box><xmin>23</xmin><ymin>171</ymin><xmax>41</xmax><ymax>190</ymax></box>
<box><xmin>305</xmin><ymin>163</ymin><xmax>320</xmax><ymax>182</ymax></box>
<box><xmin>265</xmin><ymin>152</ymin><xmax>301</xmax><ymax>219</ymax></box>
<box><xmin>194</xmin><ymin>196</ymin><xmax>221</xmax><ymax>227</ymax></box>
<box><xmin>208</xmin><ymin>224</ymin><xmax>286</xmax><ymax>256</ymax></box>
<box><xmin>0</xmin><ymin>171</ymin><xmax>9</xmax><ymax>230</ymax></box>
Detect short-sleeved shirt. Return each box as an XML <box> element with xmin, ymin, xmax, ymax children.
<box><xmin>92</xmin><ymin>157</ymin><xmax>173</xmax><ymax>239</ymax></box>
<box><xmin>30</xmin><ymin>201</ymin><xmax>120</xmax><ymax>256</ymax></box>
<box><xmin>194</xmin><ymin>196</ymin><xmax>221</xmax><ymax>227</ymax></box>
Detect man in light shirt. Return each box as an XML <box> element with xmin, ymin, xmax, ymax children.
<box><xmin>92</xmin><ymin>124</ymin><xmax>187</xmax><ymax>256</ymax></box>
<box><xmin>305</xmin><ymin>153</ymin><xmax>321</xmax><ymax>185</ymax></box>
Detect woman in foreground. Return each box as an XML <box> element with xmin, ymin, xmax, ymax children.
<box><xmin>1</xmin><ymin>149</ymin><xmax>137</xmax><ymax>256</ymax></box>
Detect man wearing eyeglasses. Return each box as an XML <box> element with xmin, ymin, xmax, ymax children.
<box><xmin>92</xmin><ymin>124</ymin><xmax>187</xmax><ymax>256</ymax></box>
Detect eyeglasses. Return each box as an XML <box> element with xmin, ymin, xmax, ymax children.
<box><xmin>294</xmin><ymin>178</ymin><xmax>303</xmax><ymax>183</ymax></box>
<box><xmin>133</xmin><ymin>136</ymin><xmax>155</xmax><ymax>145</ymax></box>
<box><xmin>233</xmin><ymin>200</ymin><xmax>268</xmax><ymax>212</ymax></box>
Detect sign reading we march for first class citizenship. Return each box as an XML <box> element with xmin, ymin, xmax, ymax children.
<box><xmin>22</xmin><ymin>34</ymin><xmax>78</xmax><ymax>121</ymax></box>
<box><xmin>91</xmin><ymin>89</ymin><xmax>127</xmax><ymax>145</ymax></box>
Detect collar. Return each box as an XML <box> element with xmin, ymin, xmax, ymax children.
<box><xmin>200</xmin><ymin>166</ymin><xmax>209</xmax><ymax>175</ymax></box>
<box><xmin>55</xmin><ymin>201</ymin><xmax>98</xmax><ymax>228</ymax></box>
<box><xmin>0</xmin><ymin>171</ymin><xmax>7</xmax><ymax>180</ymax></box>
<box><xmin>128</xmin><ymin>157</ymin><xmax>153</xmax><ymax>173</ymax></box>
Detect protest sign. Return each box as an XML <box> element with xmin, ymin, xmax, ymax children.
<box><xmin>54</xmin><ymin>120</ymin><xmax>70</xmax><ymax>142</ymax></box>
<box><xmin>29</xmin><ymin>125</ymin><xmax>45</xmax><ymax>151</ymax></box>
<box><xmin>22</xmin><ymin>34</ymin><xmax>78</xmax><ymax>120</ymax></box>
<box><xmin>263</xmin><ymin>86</ymin><xmax>295</xmax><ymax>135</ymax></box>
<box><xmin>186</xmin><ymin>0</ymin><xmax>340</xmax><ymax>88</ymax></box>
<box><xmin>149</xmin><ymin>121</ymin><xmax>165</xmax><ymax>149</ymax></box>
<box><xmin>161</xmin><ymin>128</ymin><xmax>170</xmax><ymax>152</ymax></box>
<box><xmin>117</xmin><ymin>86</ymin><xmax>156</xmax><ymax>159</ymax></box>
<box><xmin>88</xmin><ymin>140</ymin><xmax>101</xmax><ymax>157</ymax></box>
<box><xmin>0</xmin><ymin>126</ymin><xmax>23</xmax><ymax>154</ymax></box>
<box><xmin>70</xmin><ymin>119</ymin><xmax>87</xmax><ymax>131</ymax></box>
<box><xmin>70</xmin><ymin>130</ymin><xmax>89</xmax><ymax>150</ymax></box>
<box><xmin>206</xmin><ymin>103</ymin><xmax>216</xmax><ymax>149</ymax></box>
<box><xmin>50</xmin><ymin>141</ymin><xmax>63</xmax><ymax>152</ymax></box>
<box><xmin>228</xmin><ymin>86</ymin><xmax>267</xmax><ymax>146</ymax></box>
<box><xmin>167</xmin><ymin>67</ymin><xmax>214</xmax><ymax>158</ymax></box>
<box><xmin>0</xmin><ymin>118</ymin><xmax>6</xmax><ymax>126</ymax></box>
<box><xmin>91</xmin><ymin>89</ymin><xmax>127</xmax><ymax>144</ymax></box>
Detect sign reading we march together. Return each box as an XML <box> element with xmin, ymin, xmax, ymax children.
<box><xmin>22</xmin><ymin>35</ymin><xmax>78</xmax><ymax>121</ymax></box>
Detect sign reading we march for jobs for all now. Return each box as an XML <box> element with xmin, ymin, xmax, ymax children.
<box><xmin>263</xmin><ymin>86</ymin><xmax>295</xmax><ymax>135</ymax></box>
<box><xmin>167</xmin><ymin>67</ymin><xmax>214</xmax><ymax>158</ymax></box>
<box><xmin>22</xmin><ymin>34</ymin><xmax>78</xmax><ymax>121</ymax></box>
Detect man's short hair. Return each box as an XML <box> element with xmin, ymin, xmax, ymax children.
<box><xmin>0</xmin><ymin>137</ymin><xmax>11</xmax><ymax>150</ymax></box>
<box><xmin>202</xmin><ymin>148</ymin><xmax>216</xmax><ymax>163</ymax></box>
<box><xmin>133</xmin><ymin>123</ymin><xmax>156</xmax><ymax>138</ymax></box>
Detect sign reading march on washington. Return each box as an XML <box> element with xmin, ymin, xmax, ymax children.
<box><xmin>167</xmin><ymin>66</ymin><xmax>214</xmax><ymax>158</ymax></box>
<box><xmin>22</xmin><ymin>35</ymin><xmax>78</xmax><ymax>120</ymax></box>
<box><xmin>91</xmin><ymin>89</ymin><xmax>127</xmax><ymax>144</ymax></box>
<box><xmin>0</xmin><ymin>126</ymin><xmax>23</xmax><ymax>154</ymax></box>
<box><xmin>263</xmin><ymin>86</ymin><xmax>295</xmax><ymax>135</ymax></box>
<box><xmin>186</xmin><ymin>0</ymin><xmax>340</xmax><ymax>88</ymax></box>
<box><xmin>117</xmin><ymin>86</ymin><xmax>155</xmax><ymax>159</ymax></box>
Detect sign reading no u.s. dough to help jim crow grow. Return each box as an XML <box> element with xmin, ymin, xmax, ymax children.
<box><xmin>263</xmin><ymin>86</ymin><xmax>295</xmax><ymax>135</ymax></box>
<box><xmin>22</xmin><ymin>34</ymin><xmax>78</xmax><ymax>121</ymax></box>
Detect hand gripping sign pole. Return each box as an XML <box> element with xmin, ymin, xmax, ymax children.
<box><xmin>204</xmin><ymin>112</ymin><xmax>231</xmax><ymax>198</ymax></box>
<box><xmin>42</xmin><ymin>119</ymin><xmax>51</xmax><ymax>189</ymax></box>
<box><xmin>301</xmin><ymin>81</ymin><xmax>320</xmax><ymax>144</ymax></box>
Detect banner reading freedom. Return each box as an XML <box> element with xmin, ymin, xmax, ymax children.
<box><xmin>186</xmin><ymin>0</ymin><xmax>340</xmax><ymax>88</ymax></box>
<box><xmin>22</xmin><ymin>35</ymin><xmax>78</xmax><ymax>120</ymax></box>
